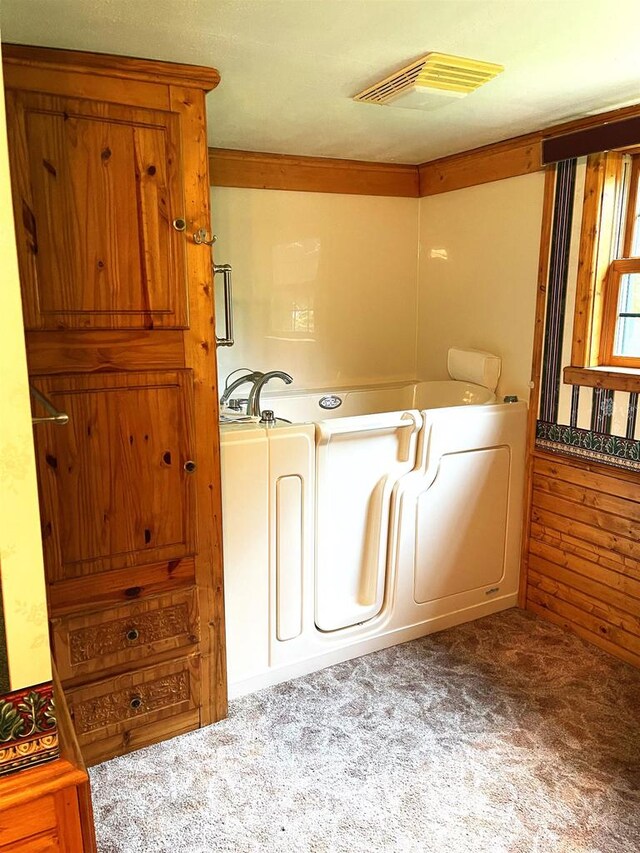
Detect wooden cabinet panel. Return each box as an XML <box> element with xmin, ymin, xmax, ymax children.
<box><xmin>0</xmin><ymin>796</ymin><xmax>57</xmax><ymax>848</ymax></box>
<box><xmin>67</xmin><ymin>657</ymin><xmax>200</xmax><ymax>744</ymax></box>
<box><xmin>6</xmin><ymin>92</ymin><xmax>187</xmax><ymax>330</ymax></box>
<box><xmin>52</xmin><ymin>589</ymin><xmax>199</xmax><ymax>681</ymax></box>
<box><xmin>33</xmin><ymin>370</ymin><xmax>197</xmax><ymax>580</ymax></box>
<box><xmin>1</xmin><ymin>831</ymin><xmax>60</xmax><ymax>851</ymax></box>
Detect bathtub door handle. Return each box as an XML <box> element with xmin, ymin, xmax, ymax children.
<box><xmin>213</xmin><ymin>263</ymin><xmax>234</xmax><ymax>348</ymax></box>
<box><xmin>317</xmin><ymin>411</ymin><xmax>422</xmax><ymax>441</ymax></box>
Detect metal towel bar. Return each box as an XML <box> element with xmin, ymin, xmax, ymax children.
<box><xmin>30</xmin><ymin>385</ymin><xmax>69</xmax><ymax>425</ymax></box>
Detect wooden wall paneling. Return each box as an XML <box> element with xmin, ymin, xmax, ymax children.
<box><xmin>518</xmin><ymin>165</ymin><xmax>557</xmax><ymax>608</ymax></box>
<box><xmin>171</xmin><ymin>86</ymin><xmax>228</xmax><ymax>725</ymax></box>
<box><xmin>209</xmin><ymin>148</ymin><xmax>420</xmax><ymax>197</ymax></box>
<box><xmin>532</xmin><ymin>453</ymin><xmax>640</xmax><ymax>498</ymax></box>
<box><xmin>526</xmin><ymin>451</ymin><xmax>640</xmax><ymax>668</ymax></box>
<box><xmin>531</xmin><ymin>504</ymin><xmax>639</xmax><ymax>561</ymax></box>
<box><xmin>527</xmin><ymin>588</ymin><xmax>640</xmax><ymax>668</ymax></box>
<box><xmin>416</xmin><ymin>102</ymin><xmax>640</xmax><ymax>198</ymax></box>
<box><xmin>529</xmin><ymin>571</ymin><xmax>640</xmax><ymax>639</ymax></box>
<box><xmin>418</xmin><ymin>133</ymin><xmax>542</xmax><ymax>196</ymax></box>
<box><xmin>528</xmin><ymin>551</ymin><xmax>640</xmax><ymax>615</ymax></box>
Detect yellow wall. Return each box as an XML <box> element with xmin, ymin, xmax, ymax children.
<box><xmin>0</xmin><ymin>47</ymin><xmax>51</xmax><ymax>690</ymax></box>
<box><xmin>211</xmin><ymin>187</ymin><xmax>420</xmax><ymax>390</ymax></box>
<box><xmin>417</xmin><ymin>173</ymin><xmax>546</xmax><ymax>402</ymax></box>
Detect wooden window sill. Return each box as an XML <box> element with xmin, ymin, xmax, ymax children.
<box><xmin>563</xmin><ymin>365</ymin><xmax>640</xmax><ymax>392</ymax></box>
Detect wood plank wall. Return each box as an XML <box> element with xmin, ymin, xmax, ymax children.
<box><xmin>526</xmin><ymin>452</ymin><xmax>640</xmax><ymax>668</ymax></box>
<box><xmin>520</xmin><ymin>162</ymin><xmax>640</xmax><ymax>671</ymax></box>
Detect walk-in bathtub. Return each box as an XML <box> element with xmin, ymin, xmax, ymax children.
<box><xmin>221</xmin><ymin>379</ymin><xmax>526</xmax><ymax>698</ymax></box>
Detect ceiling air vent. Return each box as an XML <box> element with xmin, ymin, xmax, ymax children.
<box><xmin>353</xmin><ymin>52</ymin><xmax>504</xmax><ymax>111</ymax></box>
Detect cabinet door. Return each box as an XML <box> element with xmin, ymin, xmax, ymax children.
<box><xmin>6</xmin><ymin>92</ymin><xmax>188</xmax><ymax>330</ymax></box>
<box><xmin>33</xmin><ymin>371</ymin><xmax>197</xmax><ymax>582</ymax></box>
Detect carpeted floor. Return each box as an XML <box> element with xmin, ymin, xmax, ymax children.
<box><xmin>89</xmin><ymin>609</ymin><xmax>640</xmax><ymax>853</ymax></box>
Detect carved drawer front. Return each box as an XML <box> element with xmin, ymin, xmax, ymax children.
<box><xmin>53</xmin><ymin>589</ymin><xmax>199</xmax><ymax>682</ymax></box>
<box><xmin>67</xmin><ymin>656</ymin><xmax>200</xmax><ymax>744</ymax></box>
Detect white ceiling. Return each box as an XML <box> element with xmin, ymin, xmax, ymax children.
<box><xmin>2</xmin><ymin>0</ymin><xmax>640</xmax><ymax>164</ymax></box>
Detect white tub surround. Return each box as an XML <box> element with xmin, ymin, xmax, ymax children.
<box><xmin>222</xmin><ymin>375</ymin><xmax>527</xmax><ymax>699</ymax></box>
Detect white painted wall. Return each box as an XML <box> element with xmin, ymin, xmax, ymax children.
<box><xmin>417</xmin><ymin>173</ymin><xmax>546</xmax><ymax>402</ymax></box>
<box><xmin>211</xmin><ymin>187</ymin><xmax>419</xmax><ymax>392</ymax></box>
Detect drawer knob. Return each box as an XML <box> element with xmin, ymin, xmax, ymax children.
<box><xmin>126</xmin><ymin>628</ymin><xmax>140</xmax><ymax>642</ymax></box>
<box><xmin>129</xmin><ymin>695</ymin><xmax>143</xmax><ymax>711</ymax></box>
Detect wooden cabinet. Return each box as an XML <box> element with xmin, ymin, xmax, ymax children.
<box><xmin>67</xmin><ymin>657</ymin><xmax>201</xmax><ymax>766</ymax></box>
<box><xmin>3</xmin><ymin>45</ymin><xmax>227</xmax><ymax>765</ymax></box>
<box><xmin>6</xmin><ymin>92</ymin><xmax>188</xmax><ymax>330</ymax></box>
<box><xmin>0</xmin><ymin>670</ymin><xmax>97</xmax><ymax>853</ymax></box>
<box><xmin>34</xmin><ymin>370</ymin><xmax>197</xmax><ymax>580</ymax></box>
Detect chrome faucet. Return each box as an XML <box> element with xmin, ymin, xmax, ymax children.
<box><xmin>247</xmin><ymin>371</ymin><xmax>293</xmax><ymax>417</ymax></box>
<box><xmin>220</xmin><ymin>371</ymin><xmax>264</xmax><ymax>409</ymax></box>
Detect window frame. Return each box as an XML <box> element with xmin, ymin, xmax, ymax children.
<box><xmin>598</xmin><ymin>154</ymin><xmax>640</xmax><ymax>369</ymax></box>
<box><xmin>568</xmin><ymin>150</ymin><xmax>640</xmax><ymax>388</ymax></box>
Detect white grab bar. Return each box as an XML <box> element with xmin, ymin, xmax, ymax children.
<box><xmin>317</xmin><ymin>410</ymin><xmax>422</xmax><ymax>439</ymax></box>
<box><xmin>317</xmin><ymin>411</ymin><xmax>421</xmax><ymax>463</ymax></box>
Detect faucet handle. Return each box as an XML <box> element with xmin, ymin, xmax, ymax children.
<box><xmin>259</xmin><ymin>409</ymin><xmax>276</xmax><ymax>426</ymax></box>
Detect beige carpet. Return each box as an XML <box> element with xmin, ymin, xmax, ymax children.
<box><xmin>89</xmin><ymin>609</ymin><xmax>640</xmax><ymax>853</ymax></box>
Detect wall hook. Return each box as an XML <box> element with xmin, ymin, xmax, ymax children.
<box><xmin>193</xmin><ymin>229</ymin><xmax>217</xmax><ymax>246</ymax></box>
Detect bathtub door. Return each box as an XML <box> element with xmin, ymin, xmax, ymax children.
<box><xmin>315</xmin><ymin>410</ymin><xmax>421</xmax><ymax>632</ymax></box>
<box><xmin>389</xmin><ymin>402</ymin><xmax>527</xmax><ymax>612</ymax></box>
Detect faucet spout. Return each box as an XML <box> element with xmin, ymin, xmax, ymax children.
<box><xmin>247</xmin><ymin>371</ymin><xmax>293</xmax><ymax>418</ymax></box>
<box><xmin>220</xmin><ymin>370</ymin><xmax>264</xmax><ymax>408</ymax></box>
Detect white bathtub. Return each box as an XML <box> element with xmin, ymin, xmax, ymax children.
<box><xmin>260</xmin><ymin>379</ymin><xmax>495</xmax><ymax>422</ymax></box>
<box><xmin>221</xmin><ymin>380</ymin><xmax>526</xmax><ymax>698</ymax></box>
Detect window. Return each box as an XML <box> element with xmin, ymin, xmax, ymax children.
<box><xmin>570</xmin><ymin>150</ymin><xmax>640</xmax><ymax>380</ymax></box>
<box><xmin>600</xmin><ymin>153</ymin><xmax>640</xmax><ymax>367</ymax></box>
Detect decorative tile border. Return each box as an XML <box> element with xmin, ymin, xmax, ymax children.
<box><xmin>536</xmin><ymin>420</ymin><xmax>640</xmax><ymax>472</ymax></box>
<box><xmin>0</xmin><ymin>681</ymin><xmax>58</xmax><ymax>776</ymax></box>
